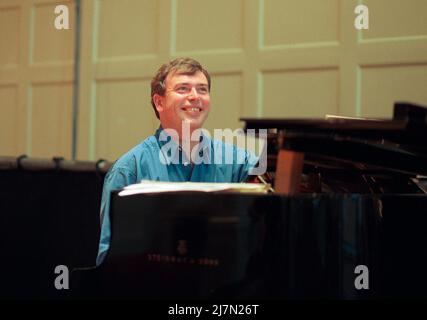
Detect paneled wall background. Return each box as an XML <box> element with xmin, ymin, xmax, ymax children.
<box><xmin>1</xmin><ymin>0</ymin><xmax>427</xmax><ymax>161</ymax></box>
<box><xmin>0</xmin><ymin>0</ymin><xmax>75</xmax><ymax>158</ymax></box>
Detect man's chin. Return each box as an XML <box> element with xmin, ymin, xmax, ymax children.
<box><xmin>181</xmin><ymin>118</ymin><xmax>205</xmax><ymax>130</ymax></box>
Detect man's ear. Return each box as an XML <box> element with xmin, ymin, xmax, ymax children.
<box><xmin>153</xmin><ymin>93</ymin><xmax>164</xmax><ymax>113</ymax></box>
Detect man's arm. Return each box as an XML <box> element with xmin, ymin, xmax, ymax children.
<box><xmin>96</xmin><ymin>166</ymin><xmax>137</xmax><ymax>266</ymax></box>
<box><xmin>234</xmin><ymin>147</ymin><xmax>260</xmax><ymax>183</ymax></box>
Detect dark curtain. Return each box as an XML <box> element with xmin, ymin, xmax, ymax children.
<box><xmin>0</xmin><ymin>164</ymin><xmax>106</xmax><ymax>299</ymax></box>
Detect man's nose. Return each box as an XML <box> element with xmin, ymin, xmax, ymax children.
<box><xmin>188</xmin><ymin>87</ymin><xmax>199</xmax><ymax>99</ymax></box>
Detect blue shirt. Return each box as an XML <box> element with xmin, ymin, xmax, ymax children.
<box><xmin>97</xmin><ymin>127</ymin><xmax>258</xmax><ymax>265</ymax></box>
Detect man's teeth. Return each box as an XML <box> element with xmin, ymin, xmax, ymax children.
<box><xmin>184</xmin><ymin>107</ymin><xmax>201</xmax><ymax>112</ymax></box>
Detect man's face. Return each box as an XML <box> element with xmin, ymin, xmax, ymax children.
<box><xmin>154</xmin><ymin>71</ymin><xmax>210</xmax><ymax>133</ymax></box>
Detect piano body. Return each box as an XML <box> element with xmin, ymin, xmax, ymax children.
<box><xmin>73</xmin><ymin>102</ymin><xmax>427</xmax><ymax>299</ymax></box>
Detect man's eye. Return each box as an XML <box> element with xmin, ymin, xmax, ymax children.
<box><xmin>176</xmin><ymin>87</ymin><xmax>189</xmax><ymax>92</ymax></box>
<box><xmin>198</xmin><ymin>87</ymin><xmax>209</xmax><ymax>94</ymax></box>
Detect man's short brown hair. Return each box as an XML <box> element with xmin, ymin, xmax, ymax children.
<box><xmin>150</xmin><ymin>57</ymin><xmax>211</xmax><ymax>119</ymax></box>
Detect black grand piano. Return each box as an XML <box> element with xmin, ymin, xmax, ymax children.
<box><xmin>72</xmin><ymin>102</ymin><xmax>427</xmax><ymax>299</ymax></box>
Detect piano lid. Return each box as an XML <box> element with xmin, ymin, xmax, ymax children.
<box><xmin>241</xmin><ymin>102</ymin><xmax>427</xmax><ymax>176</ymax></box>
<box><xmin>242</xmin><ymin>102</ymin><xmax>426</xmax><ymax>146</ymax></box>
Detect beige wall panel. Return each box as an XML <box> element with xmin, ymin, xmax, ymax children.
<box><xmin>0</xmin><ymin>86</ymin><xmax>19</xmax><ymax>155</ymax></box>
<box><xmin>262</xmin><ymin>0</ymin><xmax>339</xmax><ymax>47</ymax></box>
<box><xmin>95</xmin><ymin>80</ymin><xmax>158</xmax><ymax>161</ymax></box>
<box><xmin>262</xmin><ymin>69</ymin><xmax>339</xmax><ymax>118</ymax></box>
<box><xmin>31</xmin><ymin>1</ymin><xmax>75</xmax><ymax>64</ymax></box>
<box><xmin>174</xmin><ymin>0</ymin><xmax>243</xmax><ymax>52</ymax></box>
<box><xmin>360</xmin><ymin>64</ymin><xmax>427</xmax><ymax>118</ymax></box>
<box><xmin>31</xmin><ymin>83</ymin><xmax>72</xmax><ymax>158</ymax></box>
<box><xmin>362</xmin><ymin>0</ymin><xmax>427</xmax><ymax>40</ymax></box>
<box><xmin>96</xmin><ymin>0</ymin><xmax>158</xmax><ymax>60</ymax></box>
<box><xmin>0</xmin><ymin>6</ymin><xmax>19</xmax><ymax>67</ymax></box>
<box><xmin>204</xmin><ymin>73</ymin><xmax>242</xmax><ymax>133</ymax></box>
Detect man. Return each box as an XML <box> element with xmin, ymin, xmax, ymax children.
<box><xmin>97</xmin><ymin>57</ymin><xmax>258</xmax><ymax>265</ymax></box>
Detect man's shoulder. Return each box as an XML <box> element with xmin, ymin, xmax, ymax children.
<box><xmin>111</xmin><ymin>135</ymin><xmax>159</xmax><ymax>172</ymax></box>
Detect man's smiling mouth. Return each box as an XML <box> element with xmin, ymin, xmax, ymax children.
<box><xmin>181</xmin><ymin>107</ymin><xmax>202</xmax><ymax>112</ymax></box>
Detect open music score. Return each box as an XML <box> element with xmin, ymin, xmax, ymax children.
<box><xmin>118</xmin><ymin>180</ymin><xmax>271</xmax><ymax>196</ymax></box>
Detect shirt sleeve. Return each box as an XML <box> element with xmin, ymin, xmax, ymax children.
<box><xmin>234</xmin><ymin>148</ymin><xmax>260</xmax><ymax>182</ymax></box>
<box><xmin>96</xmin><ymin>166</ymin><xmax>137</xmax><ymax>266</ymax></box>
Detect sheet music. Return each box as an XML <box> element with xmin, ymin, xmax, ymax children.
<box><xmin>118</xmin><ymin>180</ymin><xmax>270</xmax><ymax>196</ymax></box>
<box><xmin>325</xmin><ymin>114</ymin><xmax>385</xmax><ymax>121</ymax></box>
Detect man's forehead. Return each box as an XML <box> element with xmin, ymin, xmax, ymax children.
<box><xmin>165</xmin><ymin>71</ymin><xmax>208</xmax><ymax>86</ymax></box>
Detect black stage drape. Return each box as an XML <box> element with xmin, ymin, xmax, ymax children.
<box><xmin>0</xmin><ymin>157</ymin><xmax>109</xmax><ymax>299</ymax></box>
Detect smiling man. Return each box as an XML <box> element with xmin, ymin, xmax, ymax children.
<box><xmin>96</xmin><ymin>57</ymin><xmax>259</xmax><ymax>265</ymax></box>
